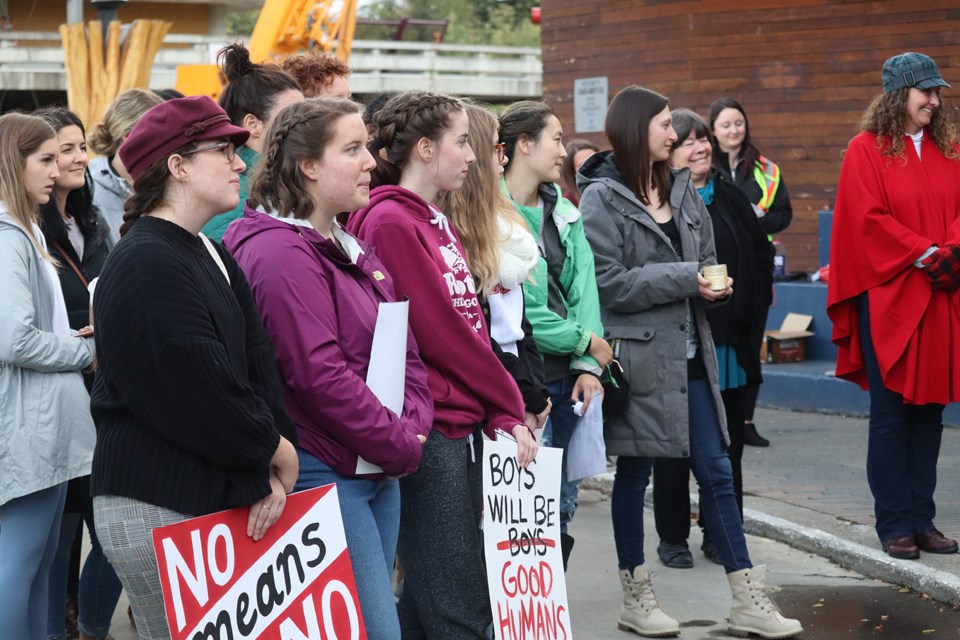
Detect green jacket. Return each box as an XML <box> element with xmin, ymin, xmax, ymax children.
<box><xmin>503</xmin><ymin>180</ymin><xmax>604</xmax><ymax>379</ymax></box>
<box><xmin>201</xmin><ymin>145</ymin><xmax>260</xmax><ymax>242</ymax></box>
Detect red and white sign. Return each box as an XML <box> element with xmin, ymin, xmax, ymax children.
<box><xmin>483</xmin><ymin>441</ymin><xmax>571</xmax><ymax>640</ymax></box>
<box><xmin>152</xmin><ymin>484</ymin><xmax>366</xmax><ymax>640</ymax></box>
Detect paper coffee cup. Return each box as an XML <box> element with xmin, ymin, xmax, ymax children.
<box><xmin>703</xmin><ymin>264</ymin><xmax>728</xmax><ymax>291</ymax></box>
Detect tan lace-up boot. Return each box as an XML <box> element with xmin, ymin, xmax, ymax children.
<box><xmin>727</xmin><ymin>565</ymin><xmax>803</xmax><ymax>639</ymax></box>
<box><xmin>617</xmin><ymin>564</ymin><xmax>680</xmax><ymax>637</ymax></box>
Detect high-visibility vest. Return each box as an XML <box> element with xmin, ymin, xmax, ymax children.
<box><xmin>752</xmin><ymin>155</ymin><xmax>781</xmax><ymax>213</ymax></box>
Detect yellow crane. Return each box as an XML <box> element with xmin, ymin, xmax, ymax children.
<box><xmin>176</xmin><ymin>0</ymin><xmax>358</xmax><ymax>99</ymax></box>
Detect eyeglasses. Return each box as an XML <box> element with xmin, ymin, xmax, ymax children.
<box><xmin>181</xmin><ymin>141</ymin><xmax>237</xmax><ymax>163</ymax></box>
<box><xmin>494</xmin><ymin>143</ymin><xmax>506</xmax><ymax>164</ymax></box>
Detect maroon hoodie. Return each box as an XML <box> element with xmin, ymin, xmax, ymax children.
<box><xmin>347</xmin><ymin>185</ymin><xmax>525</xmax><ymax>440</ymax></box>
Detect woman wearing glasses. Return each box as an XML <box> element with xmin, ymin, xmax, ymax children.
<box><xmin>89</xmin><ymin>96</ymin><xmax>299</xmax><ymax>640</ymax></box>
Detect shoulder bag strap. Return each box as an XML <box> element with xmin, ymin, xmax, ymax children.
<box><xmin>198</xmin><ymin>233</ymin><xmax>231</xmax><ymax>285</ymax></box>
<box><xmin>52</xmin><ymin>241</ymin><xmax>89</xmax><ymax>288</ymax></box>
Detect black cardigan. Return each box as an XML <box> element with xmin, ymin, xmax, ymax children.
<box><xmin>704</xmin><ymin>171</ymin><xmax>774</xmax><ymax>386</ymax></box>
<box><xmin>90</xmin><ymin>216</ymin><xmax>298</xmax><ymax>516</ymax></box>
<box><xmin>40</xmin><ymin>201</ymin><xmax>111</xmax><ymax>331</ymax></box>
<box><xmin>713</xmin><ymin>149</ymin><xmax>793</xmax><ymax>236</ymax></box>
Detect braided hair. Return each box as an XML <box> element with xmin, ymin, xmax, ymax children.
<box><xmin>368</xmin><ymin>90</ymin><xmax>465</xmax><ymax>188</ymax></box>
<box><xmin>249</xmin><ymin>98</ymin><xmax>363</xmax><ymax>220</ymax></box>
<box><xmin>119</xmin><ymin>140</ymin><xmax>198</xmax><ymax>237</ymax></box>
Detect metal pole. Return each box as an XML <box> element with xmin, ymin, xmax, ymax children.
<box><xmin>66</xmin><ymin>0</ymin><xmax>83</xmax><ymax>24</ymax></box>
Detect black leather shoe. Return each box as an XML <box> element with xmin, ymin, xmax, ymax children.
<box><xmin>700</xmin><ymin>535</ymin><xmax>723</xmax><ymax>565</ymax></box>
<box><xmin>560</xmin><ymin>533</ymin><xmax>575</xmax><ymax>571</ymax></box>
<box><xmin>915</xmin><ymin>529</ymin><xmax>959</xmax><ymax>554</ymax></box>
<box><xmin>657</xmin><ymin>541</ymin><xmax>693</xmax><ymax>569</ymax></box>
<box><xmin>743</xmin><ymin>422</ymin><xmax>771</xmax><ymax>447</ymax></box>
<box><xmin>882</xmin><ymin>534</ymin><xmax>920</xmax><ymax>559</ymax></box>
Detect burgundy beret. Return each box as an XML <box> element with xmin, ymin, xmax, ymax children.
<box><xmin>118</xmin><ymin>95</ymin><xmax>250</xmax><ymax>181</ymax></box>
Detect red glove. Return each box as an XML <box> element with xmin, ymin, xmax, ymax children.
<box><xmin>921</xmin><ymin>245</ymin><xmax>960</xmax><ymax>291</ymax></box>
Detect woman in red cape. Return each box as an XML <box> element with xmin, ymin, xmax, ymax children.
<box><xmin>828</xmin><ymin>51</ymin><xmax>960</xmax><ymax>560</ymax></box>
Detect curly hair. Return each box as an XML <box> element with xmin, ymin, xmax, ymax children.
<box><xmin>860</xmin><ymin>88</ymin><xmax>959</xmax><ymax>160</ymax></box>
<box><xmin>249</xmin><ymin>98</ymin><xmax>363</xmax><ymax>220</ymax></box>
<box><xmin>368</xmin><ymin>90</ymin><xmax>465</xmax><ymax>188</ymax></box>
<box><xmin>279</xmin><ymin>51</ymin><xmax>350</xmax><ymax>98</ymax></box>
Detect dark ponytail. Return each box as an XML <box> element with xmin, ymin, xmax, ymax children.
<box><xmin>217</xmin><ymin>43</ymin><xmax>302</xmax><ymax>126</ymax></box>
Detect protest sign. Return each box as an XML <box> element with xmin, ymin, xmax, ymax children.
<box><xmin>483</xmin><ymin>440</ymin><xmax>571</xmax><ymax>640</ymax></box>
<box><xmin>152</xmin><ymin>484</ymin><xmax>366</xmax><ymax>640</ymax></box>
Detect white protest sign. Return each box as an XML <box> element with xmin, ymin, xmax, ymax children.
<box><xmin>357</xmin><ymin>300</ymin><xmax>409</xmax><ymax>474</ymax></box>
<box><xmin>483</xmin><ymin>440</ymin><xmax>571</xmax><ymax>640</ymax></box>
<box><xmin>153</xmin><ymin>484</ymin><xmax>366</xmax><ymax>640</ymax></box>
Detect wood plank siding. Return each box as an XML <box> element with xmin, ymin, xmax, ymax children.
<box><xmin>540</xmin><ymin>0</ymin><xmax>960</xmax><ymax>272</ymax></box>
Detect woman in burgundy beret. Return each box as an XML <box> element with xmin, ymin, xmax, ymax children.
<box><xmin>89</xmin><ymin>96</ymin><xmax>299</xmax><ymax>638</ymax></box>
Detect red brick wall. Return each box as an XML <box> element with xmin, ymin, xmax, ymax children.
<box><xmin>540</xmin><ymin>0</ymin><xmax>960</xmax><ymax>271</ymax></box>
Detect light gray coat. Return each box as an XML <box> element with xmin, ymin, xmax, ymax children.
<box><xmin>0</xmin><ymin>211</ymin><xmax>96</xmax><ymax>506</ymax></box>
<box><xmin>577</xmin><ymin>152</ymin><xmax>728</xmax><ymax>458</ymax></box>
<box><xmin>89</xmin><ymin>155</ymin><xmax>129</xmax><ymax>244</ymax></box>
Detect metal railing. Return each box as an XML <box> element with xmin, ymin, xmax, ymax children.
<box><xmin>0</xmin><ymin>31</ymin><xmax>542</xmax><ymax>100</ymax></box>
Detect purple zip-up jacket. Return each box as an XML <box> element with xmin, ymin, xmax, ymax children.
<box><xmin>224</xmin><ymin>206</ymin><xmax>433</xmax><ymax>478</ymax></box>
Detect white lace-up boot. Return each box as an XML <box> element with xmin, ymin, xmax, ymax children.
<box><xmin>727</xmin><ymin>565</ymin><xmax>803</xmax><ymax>638</ymax></box>
<box><xmin>617</xmin><ymin>565</ymin><xmax>680</xmax><ymax>637</ymax></box>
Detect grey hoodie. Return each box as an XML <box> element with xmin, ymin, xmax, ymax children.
<box><xmin>89</xmin><ymin>155</ymin><xmax>130</xmax><ymax>244</ymax></box>
<box><xmin>0</xmin><ymin>208</ymin><xmax>95</xmax><ymax>504</ymax></box>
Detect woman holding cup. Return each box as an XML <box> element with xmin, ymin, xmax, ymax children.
<box><xmin>651</xmin><ymin>108</ymin><xmax>774</xmax><ymax>570</ymax></box>
<box><xmin>577</xmin><ymin>85</ymin><xmax>801</xmax><ymax>639</ymax></box>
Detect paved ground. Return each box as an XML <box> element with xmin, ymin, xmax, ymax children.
<box><xmin>91</xmin><ymin>406</ymin><xmax>960</xmax><ymax>638</ymax></box>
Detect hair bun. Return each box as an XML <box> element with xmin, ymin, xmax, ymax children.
<box><xmin>218</xmin><ymin>43</ymin><xmax>255</xmax><ymax>81</ymax></box>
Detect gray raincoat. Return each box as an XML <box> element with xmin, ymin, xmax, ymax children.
<box><xmin>577</xmin><ymin>151</ymin><xmax>728</xmax><ymax>459</ymax></box>
<box><xmin>0</xmin><ymin>209</ymin><xmax>96</xmax><ymax>505</ymax></box>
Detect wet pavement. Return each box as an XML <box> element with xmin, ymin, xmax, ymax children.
<box><xmin>777</xmin><ymin>585</ymin><xmax>960</xmax><ymax>639</ymax></box>
<box><xmin>91</xmin><ymin>405</ymin><xmax>960</xmax><ymax>638</ymax></box>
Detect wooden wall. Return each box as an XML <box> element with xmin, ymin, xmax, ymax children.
<box><xmin>540</xmin><ymin>0</ymin><xmax>960</xmax><ymax>272</ymax></box>
<box><xmin>7</xmin><ymin>3</ymin><xmax>211</xmax><ymax>34</ymax></box>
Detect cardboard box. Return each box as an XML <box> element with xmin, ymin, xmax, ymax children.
<box><xmin>761</xmin><ymin>313</ymin><xmax>814</xmax><ymax>364</ymax></box>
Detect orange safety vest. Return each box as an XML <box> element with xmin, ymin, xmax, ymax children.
<box><xmin>752</xmin><ymin>154</ymin><xmax>781</xmax><ymax>213</ymax></box>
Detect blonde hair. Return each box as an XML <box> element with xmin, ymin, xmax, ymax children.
<box><xmin>437</xmin><ymin>102</ymin><xmax>528</xmax><ymax>293</ymax></box>
<box><xmin>0</xmin><ymin>113</ymin><xmax>58</xmax><ymax>261</ymax></box>
<box><xmin>89</xmin><ymin>89</ymin><xmax>163</xmax><ymax>157</ymax></box>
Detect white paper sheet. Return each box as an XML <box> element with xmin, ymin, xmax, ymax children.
<box><xmin>356</xmin><ymin>301</ymin><xmax>409</xmax><ymax>474</ymax></box>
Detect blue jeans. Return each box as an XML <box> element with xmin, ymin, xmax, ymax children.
<box><xmin>858</xmin><ymin>295</ymin><xmax>945</xmax><ymax>542</ymax></box>
<box><xmin>48</xmin><ymin>495</ymin><xmax>123</xmax><ymax>639</ymax></box>
<box><xmin>0</xmin><ymin>483</ymin><xmax>68</xmax><ymax>640</ymax></box>
<box><xmin>543</xmin><ymin>377</ymin><xmax>582</xmax><ymax>534</ymax></box>
<box><xmin>611</xmin><ymin>378</ymin><xmax>751</xmax><ymax>573</ymax></box>
<box><xmin>295</xmin><ymin>449</ymin><xmax>401</xmax><ymax>640</ymax></box>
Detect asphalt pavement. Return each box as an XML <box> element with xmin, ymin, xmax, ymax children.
<box><xmin>97</xmin><ymin>405</ymin><xmax>960</xmax><ymax>639</ymax></box>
